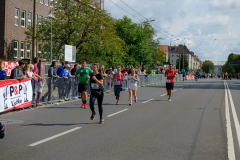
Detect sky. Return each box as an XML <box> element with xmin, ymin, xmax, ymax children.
<box><xmin>104</xmin><ymin>0</ymin><xmax>240</xmax><ymax>65</ymax></box>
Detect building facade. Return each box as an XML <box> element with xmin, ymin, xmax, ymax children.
<box><xmin>159</xmin><ymin>45</ymin><xmax>169</xmax><ymax>62</ymax></box>
<box><xmin>169</xmin><ymin>44</ymin><xmax>201</xmax><ymax>71</ymax></box>
<box><xmin>0</xmin><ymin>0</ymin><xmax>104</xmax><ymax>62</ymax></box>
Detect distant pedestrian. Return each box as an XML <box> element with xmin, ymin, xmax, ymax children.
<box><xmin>0</xmin><ymin>122</ymin><xmax>6</xmax><ymax>139</ymax></box>
<box><xmin>32</xmin><ymin>57</ymin><xmax>41</xmax><ymax>100</ymax></box>
<box><xmin>71</xmin><ymin>64</ymin><xmax>79</xmax><ymax>76</ymax></box>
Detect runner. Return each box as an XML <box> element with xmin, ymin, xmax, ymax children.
<box><xmin>75</xmin><ymin>60</ymin><xmax>93</xmax><ymax>109</ymax></box>
<box><xmin>164</xmin><ymin>64</ymin><xmax>177</xmax><ymax>102</ymax></box>
<box><xmin>113</xmin><ymin>66</ymin><xmax>124</xmax><ymax>105</ymax></box>
<box><xmin>128</xmin><ymin>67</ymin><xmax>139</xmax><ymax>105</ymax></box>
<box><xmin>182</xmin><ymin>69</ymin><xmax>186</xmax><ymax>81</ymax></box>
<box><xmin>89</xmin><ymin>64</ymin><xmax>104</xmax><ymax>124</ymax></box>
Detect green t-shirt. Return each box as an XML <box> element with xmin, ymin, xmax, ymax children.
<box><xmin>75</xmin><ymin>67</ymin><xmax>93</xmax><ymax>84</ymax></box>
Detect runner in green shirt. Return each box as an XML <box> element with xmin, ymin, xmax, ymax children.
<box><xmin>75</xmin><ymin>60</ymin><xmax>93</xmax><ymax>108</ymax></box>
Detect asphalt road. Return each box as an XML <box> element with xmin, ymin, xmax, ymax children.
<box><xmin>1</xmin><ymin>78</ymin><xmax>240</xmax><ymax>160</ymax></box>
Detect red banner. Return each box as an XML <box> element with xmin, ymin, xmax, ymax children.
<box><xmin>1</xmin><ymin>61</ymin><xmax>18</xmax><ymax>76</ymax></box>
<box><xmin>186</xmin><ymin>75</ymin><xmax>195</xmax><ymax>80</ymax></box>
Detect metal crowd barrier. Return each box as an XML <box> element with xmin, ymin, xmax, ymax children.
<box><xmin>32</xmin><ymin>74</ymin><xmax>183</xmax><ymax>105</ymax></box>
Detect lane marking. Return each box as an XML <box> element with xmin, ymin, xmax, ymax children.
<box><xmin>173</xmin><ymin>90</ymin><xmax>177</xmax><ymax>92</ymax></box>
<box><xmin>224</xmin><ymin>81</ymin><xmax>236</xmax><ymax>160</ymax></box>
<box><xmin>226</xmin><ymin>81</ymin><xmax>240</xmax><ymax>153</ymax></box>
<box><xmin>142</xmin><ymin>99</ymin><xmax>154</xmax><ymax>104</ymax></box>
<box><xmin>160</xmin><ymin>94</ymin><xmax>167</xmax><ymax>97</ymax></box>
<box><xmin>29</xmin><ymin>127</ymin><xmax>81</xmax><ymax>147</ymax></box>
<box><xmin>107</xmin><ymin>109</ymin><xmax>129</xmax><ymax>117</ymax></box>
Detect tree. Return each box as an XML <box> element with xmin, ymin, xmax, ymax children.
<box><xmin>114</xmin><ymin>16</ymin><xmax>163</xmax><ymax>68</ymax></box>
<box><xmin>176</xmin><ymin>54</ymin><xmax>189</xmax><ymax>71</ymax></box>
<box><xmin>201</xmin><ymin>60</ymin><xmax>215</xmax><ymax>73</ymax></box>
<box><xmin>222</xmin><ymin>53</ymin><xmax>240</xmax><ymax>74</ymax></box>
<box><xmin>25</xmin><ymin>0</ymin><xmax>126</xmax><ymax>66</ymax></box>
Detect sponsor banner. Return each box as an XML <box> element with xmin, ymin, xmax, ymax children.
<box><xmin>0</xmin><ymin>79</ymin><xmax>32</xmax><ymax>113</ymax></box>
<box><xmin>186</xmin><ymin>75</ymin><xmax>195</xmax><ymax>80</ymax></box>
<box><xmin>1</xmin><ymin>61</ymin><xmax>18</xmax><ymax>76</ymax></box>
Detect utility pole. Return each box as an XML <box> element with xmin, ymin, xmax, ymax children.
<box><xmin>32</xmin><ymin>0</ymin><xmax>36</xmax><ymax>63</ymax></box>
<box><xmin>183</xmin><ymin>44</ymin><xmax>185</xmax><ymax>71</ymax></box>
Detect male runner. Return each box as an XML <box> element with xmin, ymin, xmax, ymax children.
<box><xmin>75</xmin><ymin>60</ymin><xmax>93</xmax><ymax>108</ymax></box>
<box><xmin>164</xmin><ymin>64</ymin><xmax>176</xmax><ymax>102</ymax></box>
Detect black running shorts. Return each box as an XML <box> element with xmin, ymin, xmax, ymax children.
<box><xmin>78</xmin><ymin>83</ymin><xmax>89</xmax><ymax>93</ymax></box>
<box><xmin>166</xmin><ymin>83</ymin><xmax>174</xmax><ymax>90</ymax></box>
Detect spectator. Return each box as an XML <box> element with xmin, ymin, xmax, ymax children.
<box><xmin>141</xmin><ymin>65</ymin><xmax>146</xmax><ymax>75</ymax></box>
<box><xmin>57</xmin><ymin>62</ymin><xmax>66</xmax><ymax>76</ymax></box>
<box><xmin>26</xmin><ymin>64</ymin><xmax>36</xmax><ymax>79</ymax></box>
<box><xmin>12</xmin><ymin>60</ymin><xmax>26</xmax><ymax>79</ymax></box>
<box><xmin>0</xmin><ymin>65</ymin><xmax>7</xmax><ymax>80</ymax></box>
<box><xmin>156</xmin><ymin>68</ymin><xmax>161</xmax><ymax>74</ymax></box>
<box><xmin>0</xmin><ymin>122</ymin><xmax>6</xmax><ymax>139</ymax></box>
<box><xmin>36</xmin><ymin>78</ymin><xmax>46</xmax><ymax>106</ymax></box>
<box><xmin>60</xmin><ymin>64</ymin><xmax>74</xmax><ymax>101</ymax></box>
<box><xmin>41</xmin><ymin>61</ymin><xmax>59</xmax><ymax>103</ymax></box>
<box><xmin>32</xmin><ymin>57</ymin><xmax>41</xmax><ymax>100</ymax></box>
<box><xmin>71</xmin><ymin>64</ymin><xmax>79</xmax><ymax>76</ymax></box>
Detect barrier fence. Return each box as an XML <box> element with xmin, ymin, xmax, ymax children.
<box><xmin>0</xmin><ymin>74</ymin><xmax>183</xmax><ymax>113</ymax></box>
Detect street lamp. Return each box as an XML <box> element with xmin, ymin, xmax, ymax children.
<box><xmin>47</xmin><ymin>10</ymin><xmax>55</xmax><ymax>63</ymax></box>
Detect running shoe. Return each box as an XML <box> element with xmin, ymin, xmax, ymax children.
<box><xmin>81</xmin><ymin>104</ymin><xmax>84</xmax><ymax>108</ymax></box>
<box><xmin>59</xmin><ymin>99</ymin><xmax>64</xmax><ymax>102</ymax></box>
<box><xmin>37</xmin><ymin>103</ymin><xmax>42</xmax><ymax>106</ymax></box>
<box><xmin>129</xmin><ymin>102</ymin><xmax>132</xmax><ymax>105</ymax></box>
<box><xmin>99</xmin><ymin>118</ymin><xmax>104</xmax><ymax>124</ymax></box>
<box><xmin>116</xmin><ymin>101</ymin><xmax>119</xmax><ymax>105</ymax></box>
<box><xmin>84</xmin><ymin>104</ymin><xmax>87</xmax><ymax>109</ymax></box>
<box><xmin>168</xmin><ymin>98</ymin><xmax>171</xmax><ymax>102</ymax></box>
<box><xmin>135</xmin><ymin>97</ymin><xmax>137</xmax><ymax>103</ymax></box>
<box><xmin>90</xmin><ymin>112</ymin><xmax>96</xmax><ymax>120</ymax></box>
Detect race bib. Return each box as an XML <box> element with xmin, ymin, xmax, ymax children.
<box><xmin>166</xmin><ymin>80</ymin><xmax>171</xmax><ymax>83</ymax></box>
<box><xmin>115</xmin><ymin>81</ymin><xmax>120</xmax><ymax>85</ymax></box>
<box><xmin>130</xmin><ymin>80</ymin><xmax>135</xmax><ymax>83</ymax></box>
<box><xmin>91</xmin><ymin>83</ymin><xmax>99</xmax><ymax>89</ymax></box>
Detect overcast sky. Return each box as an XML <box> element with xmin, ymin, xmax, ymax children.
<box><xmin>104</xmin><ymin>0</ymin><xmax>240</xmax><ymax>65</ymax></box>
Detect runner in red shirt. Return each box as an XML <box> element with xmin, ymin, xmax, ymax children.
<box><xmin>164</xmin><ymin>64</ymin><xmax>176</xmax><ymax>101</ymax></box>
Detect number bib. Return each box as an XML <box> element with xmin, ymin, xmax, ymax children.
<box><xmin>166</xmin><ymin>80</ymin><xmax>171</xmax><ymax>83</ymax></box>
<box><xmin>130</xmin><ymin>80</ymin><xmax>135</xmax><ymax>83</ymax></box>
<box><xmin>91</xmin><ymin>83</ymin><xmax>99</xmax><ymax>89</ymax></box>
<box><xmin>115</xmin><ymin>81</ymin><xmax>121</xmax><ymax>85</ymax></box>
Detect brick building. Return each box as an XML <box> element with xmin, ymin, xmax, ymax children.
<box><xmin>158</xmin><ymin>45</ymin><xmax>169</xmax><ymax>62</ymax></box>
<box><xmin>0</xmin><ymin>0</ymin><xmax>104</xmax><ymax>62</ymax></box>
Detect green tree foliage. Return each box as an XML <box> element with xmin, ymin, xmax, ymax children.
<box><xmin>222</xmin><ymin>53</ymin><xmax>240</xmax><ymax>74</ymax></box>
<box><xmin>25</xmin><ymin>0</ymin><xmax>126</xmax><ymax>66</ymax></box>
<box><xmin>176</xmin><ymin>54</ymin><xmax>189</xmax><ymax>71</ymax></box>
<box><xmin>201</xmin><ymin>60</ymin><xmax>215</xmax><ymax>73</ymax></box>
<box><xmin>114</xmin><ymin>16</ymin><xmax>164</xmax><ymax>68</ymax></box>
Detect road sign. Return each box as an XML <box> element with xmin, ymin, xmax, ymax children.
<box><xmin>64</xmin><ymin>45</ymin><xmax>76</xmax><ymax>62</ymax></box>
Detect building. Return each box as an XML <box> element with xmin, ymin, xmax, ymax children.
<box><xmin>169</xmin><ymin>44</ymin><xmax>200</xmax><ymax>71</ymax></box>
<box><xmin>158</xmin><ymin>45</ymin><xmax>169</xmax><ymax>62</ymax></box>
<box><xmin>0</xmin><ymin>0</ymin><xmax>104</xmax><ymax>76</ymax></box>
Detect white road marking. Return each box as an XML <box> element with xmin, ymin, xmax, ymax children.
<box><xmin>194</xmin><ymin>83</ymin><xmax>197</xmax><ymax>84</ymax></box>
<box><xmin>29</xmin><ymin>127</ymin><xmax>81</xmax><ymax>147</ymax></box>
<box><xmin>142</xmin><ymin>99</ymin><xmax>154</xmax><ymax>104</ymax></box>
<box><xmin>160</xmin><ymin>94</ymin><xmax>167</xmax><ymax>97</ymax></box>
<box><xmin>226</xmin><ymin>81</ymin><xmax>240</xmax><ymax>154</ymax></box>
<box><xmin>224</xmin><ymin>81</ymin><xmax>236</xmax><ymax>160</ymax></box>
<box><xmin>173</xmin><ymin>90</ymin><xmax>177</xmax><ymax>92</ymax></box>
<box><xmin>180</xmin><ymin>87</ymin><xmax>183</xmax><ymax>89</ymax></box>
<box><xmin>107</xmin><ymin>109</ymin><xmax>129</xmax><ymax>117</ymax></box>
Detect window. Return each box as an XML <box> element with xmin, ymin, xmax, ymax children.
<box><xmin>27</xmin><ymin>43</ymin><xmax>31</xmax><ymax>58</ymax></box>
<box><xmin>15</xmin><ymin>8</ymin><xmax>19</xmax><ymax>26</ymax></box>
<box><xmin>20</xmin><ymin>42</ymin><xmax>24</xmax><ymax>58</ymax></box>
<box><xmin>39</xmin><ymin>16</ymin><xmax>43</xmax><ymax>28</ymax></box>
<box><xmin>28</xmin><ymin>12</ymin><xmax>32</xmax><ymax>27</ymax></box>
<box><xmin>40</xmin><ymin>0</ymin><xmax>43</xmax><ymax>4</ymax></box>
<box><xmin>38</xmin><ymin>45</ymin><xmax>42</xmax><ymax>58</ymax></box>
<box><xmin>177</xmin><ymin>55</ymin><xmax>179</xmax><ymax>57</ymax></box>
<box><xmin>172</xmin><ymin>60</ymin><xmax>174</xmax><ymax>62</ymax></box>
<box><xmin>21</xmin><ymin>10</ymin><xmax>26</xmax><ymax>27</ymax></box>
<box><xmin>172</xmin><ymin>55</ymin><xmax>174</xmax><ymax>57</ymax></box>
<box><xmin>45</xmin><ymin>0</ymin><xmax>48</xmax><ymax>6</ymax></box>
<box><xmin>50</xmin><ymin>0</ymin><xmax>53</xmax><ymax>7</ymax></box>
<box><xmin>14</xmin><ymin>41</ymin><xmax>18</xmax><ymax>58</ymax></box>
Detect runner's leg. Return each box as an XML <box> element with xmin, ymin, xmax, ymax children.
<box><xmin>129</xmin><ymin>90</ymin><xmax>132</xmax><ymax>103</ymax></box>
<box><xmin>97</xmin><ymin>92</ymin><xmax>104</xmax><ymax>119</ymax></box>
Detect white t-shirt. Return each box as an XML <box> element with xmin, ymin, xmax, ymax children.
<box><xmin>26</xmin><ymin>71</ymin><xmax>33</xmax><ymax>78</ymax></box>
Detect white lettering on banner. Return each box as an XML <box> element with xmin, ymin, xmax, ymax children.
<box><xmin>1</xmin><ymin>61</ymin><xmax>18</xmax><ymax>76</ymax></box>
<box><xmin>0</xmin><ymin>79</ymin><xmax>32</xmax><ymax>113</ymax></box>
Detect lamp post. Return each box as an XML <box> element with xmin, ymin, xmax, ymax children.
<box><xmin>47</xmin><ymin>10</ymin><xmax>55</xmax><ymax>63</ymax></box>
<box><xmin>32</xmin><ymin>0</ymin><xmax>36</xmax><ymax>63</ymax></box>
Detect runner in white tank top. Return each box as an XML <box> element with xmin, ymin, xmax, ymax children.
<box><xmin>128</xmin><ymin>67</ymin><xmax>139</xmax><ymax>105</ymax></box>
